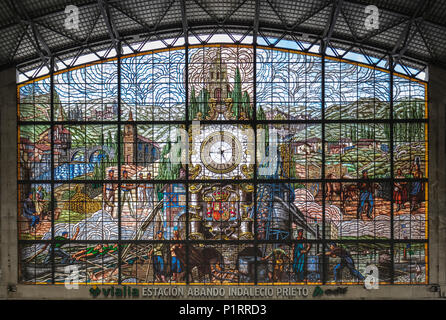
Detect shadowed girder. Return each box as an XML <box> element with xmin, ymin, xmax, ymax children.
<box><xmin>1</xmin><ymin>0</ymin><xmax>444</xmax><ymax>78</ymax></box>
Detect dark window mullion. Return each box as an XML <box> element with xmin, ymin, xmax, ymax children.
<box><xmin>50</xmin><ymin>56</ymin><xmax>55</xmax><ymax>284</ymax></box>
<box><xmin>185</xmin><ymin>32</ymin><xmax>190</xmax><ymax>286</ymax></box>
<box><xmin>321</xmin><ymin>49</ymin><xmax>327</xmax><ymax>285</ymax></box>
<box><xmin>253</xmin><ymin>17</ymin><xmax>258</xmax><ymax>285</ymax></box>
<box><xmin>390</xmin><ymin>55</ymin><xmax>395</xmax><ymax>284</ymax></box>
<box><xmin>117</xmin><ymin>41</ymin><xmax>122</xmax><ymax>285</ymax></box>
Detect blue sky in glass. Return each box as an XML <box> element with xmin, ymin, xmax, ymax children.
<box><xmin>256</xmin><ymin>48</ymin><xmax>394</xmax><ymax>119</ymax></box>
<box><xmin>256</xmin><ymin>48</ymin><xmax>322</xmax><ymax>118</ymax></box>
<box><xmin>50</xmin><ymin>50</ymin><xmax>186</xmax><ymax>107</ymax></box>
<box><xmin>258</xmin><ymin>36</ymin><xmax>425</xmax><ymax>79</ymax></box>
<box><xmin>120</xmin><ymin>49</ymin><xmax>186</xmax><ymax>106</ymax></box>
<box><xmin>17</xmin><ymin>33</ymin><xmax>426</xmax><ymax>84</ymax></box>
<box><xmin>53</xmin><ymin>61</ymin><xmax>118</xmax><ymax>104</ymax></box>
<box><xmin>19</xmin><ymin>45</ymin><xmax>423</xmax><ymax>111</ymax></box>
<box><xmin>19</xmin><ymin>77</ymin><xmax>51</xmax><ymax>99</ymax></box>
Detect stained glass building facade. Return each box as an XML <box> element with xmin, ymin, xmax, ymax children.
<box><xmin>17</xmin><ymin>43</ymin><xmax>428</xmax><ymax>286</ymax></box>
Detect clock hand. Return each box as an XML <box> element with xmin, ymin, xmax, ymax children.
<box><xmin>220</xmin><ymin>145</ymin><xmax>230</xmax><ymax>153</ymax></box>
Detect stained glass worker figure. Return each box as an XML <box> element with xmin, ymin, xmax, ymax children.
<box><xmin>292</xmin><ymin>229</ymin><xmax>312</xmax><ymax>282</ymax></box>
<box><xmin>170</xmin><ymin>228</ymin><xmax>183</xmax><ymax>282</ymax></box>
<box><xmin>394</xmin><ymin>168</ymin><xmax>408</xmax><ymax>212</ymax></box>
<box><xmin>409</xmin><ymin>160</ymin><xmax>424</xmax><ymax>211</ymax></box>
<box><xmin>148</xmin><ymin>230</ymin><xmax>167</xmax><ymax>282</ymax></box>
<box><xmin>35</xmin><ymin>185</ymin><xmax>48</xmax><ymax>220</ymax></box>
<box><xmin>103</xmin><ymin>169</ymin><xmax>118</xmax><ymax>218</ymax></box>
<box><xmin>145</xmin><ymin>172</ymin><xmax>154</xmax><ymax>209</ymax></box>
<box><xmin>262</xmin><ymin>244</ymin><xmax>291</xmax><ymax>282</ymax></box>
<box><xmin>42</xmin><ymin>227</ymin><xmax>80</xmax><ymax>264</ymax></box>
<box><xmin>357</xmin><ymin>170</ymin><xmax>374</xmax><ymax>219</ymax></box>
<box><xmin>121</xmin><ymin>170</ymin><xmax>136</xmax><ymax>217</ymax></box>
<box><xmin>137</xmin><ymin>173</ymin><xmax>146</xmax><ymax>209</ymax></box>
<box><xmin>319</xmin><ymin>243</ymin><xmax>365</xmax><ymax>282</ymax></box>
<box><xmin>22</xmin><ymin>192</ymin><xmax>40</xmax><ymax>232</ymax></box>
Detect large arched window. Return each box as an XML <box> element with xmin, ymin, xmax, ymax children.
<box><xmin>18</xmin><ymin>43</ymin><xmax>427</xmax><ymax>285</ymax></box>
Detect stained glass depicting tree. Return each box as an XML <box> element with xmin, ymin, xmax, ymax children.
<box><xmin>17</xmin><ymin>45</ymin><xmax>427</xmax><ymax>285</ymax></box>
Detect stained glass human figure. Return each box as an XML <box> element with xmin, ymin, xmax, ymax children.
<box><xmin>292</xmin><ymin>229</ymin><xmax>312</xmax><ymax>282</ymax></box>
<box><xmin>148</xmin><ymin>231</ymin><xmax>167</xmax><ymax>282</ymax></box>
<box><xmin>35</xmin><ymin>186</ymin><xmax>48</xmax><ymax>219</ymax></box>
<box><xmin>394</xmin><ymin>168</ymin><xmax>408</xmax><ymax>212</ymax></box>
<box><xmin>121</xmin><ymin>170</ymin><xmax>136</xmax><ymax>217</ymax></box>
<box><xmin>357</xmin><ymin>170</ymin><xmax>374</xmax><ymax>219</ymax></box>
<box><xmin>72</xmin><ymin>244</ymin><xmax>118</xmax><ymax>261</ymax></box>
<box><xmin>262</xmin><ymin>244</ymin><xmax>291</xmax><ymax>282</ymax></box>
<box><xmin>103</xmin><ymin>169</ymin><xmax>118</xmax><ymax>217</ymax></box>
<box><xmin>409</xmin><ymin>160</ymin><xmax>424</xmax><ymax>211</ymax></box>
<box><xmin>145</xmin><ymin>172</ymin><xmax>154</xmax><ymax>209</ymax></box>
<box><xmin>42</xmin><ymin>227</ymin><xmax>80</xmax><ymax>264</ymax></box>
<box><xmin>137</xmin><ymin>173</ymin><xmax>146</xmax><ymax>209</ymax></box>
<box><xmin>319</xmin><ymin>243</ymin><xmax>365</xmax><ymax>282</ymax></box>
<box><xmin>170</xmin><ymin>228</ymin><xmax>183</xmax><ymax>282</ymax></box>
<box><xmin>22</xmin><ymin>192</ymin><xmax>40</xmax><ymax>232</ymax></box>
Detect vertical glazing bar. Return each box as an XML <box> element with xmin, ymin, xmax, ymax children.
<box><xmin>50</xmin><ymin>56</ymin><xmax>55</xmax><ymax>284</ymax></box>
<box><xmin>117</xmin><ymin>41</ymin><xmax>122</xmax><ymax>284</ymax></box>
<box><xmin>321</xmin><ymin>48</ymin><xmax>327</xmax><ymax>285</ymax></box>
<box><xmin>253</xmin><ymin>0</ymin><xmax>259</xmax><ymax>285</ymax></box>
<box><xmin>185</xmin><ymin>44</ymin><xmax>190</xmax><ymax>285</ymax></box>
<box><xmin>389</xmin><ymin>55</ymin><xmax>395</xmax><ymax>284</ymax></box>
<box><xmin>182</xmin><ymin>0</ymin><xmax>190</xmax><ymax>284</ymax></box>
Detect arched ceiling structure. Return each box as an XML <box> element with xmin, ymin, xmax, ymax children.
<box><xmin>1</xmin><ymin>0</ymin><xmax>445</xmax><ymax>79</ymax></box>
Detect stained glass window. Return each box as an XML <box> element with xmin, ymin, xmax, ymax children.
<box><xmin>17</xmin><ymin>44</ymin><xmax>428</xmax><ymax>285</ymax></box>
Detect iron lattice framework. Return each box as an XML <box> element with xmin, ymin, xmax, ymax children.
<box><xmin>1</xmin><ymin>0</ymin><xmax>446</xmax><ymax>80</ymax></box>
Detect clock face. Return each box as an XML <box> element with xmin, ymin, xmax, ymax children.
<box><xmin>200</xmin><ymin>131</ymin><xmax>242</xmax><ymax>174</ymax></box>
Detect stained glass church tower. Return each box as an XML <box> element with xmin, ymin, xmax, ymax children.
<box><xmin>207</xmin><ymin>49</ymin><xmax>229</xmax><ymax>103</ymax></box>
